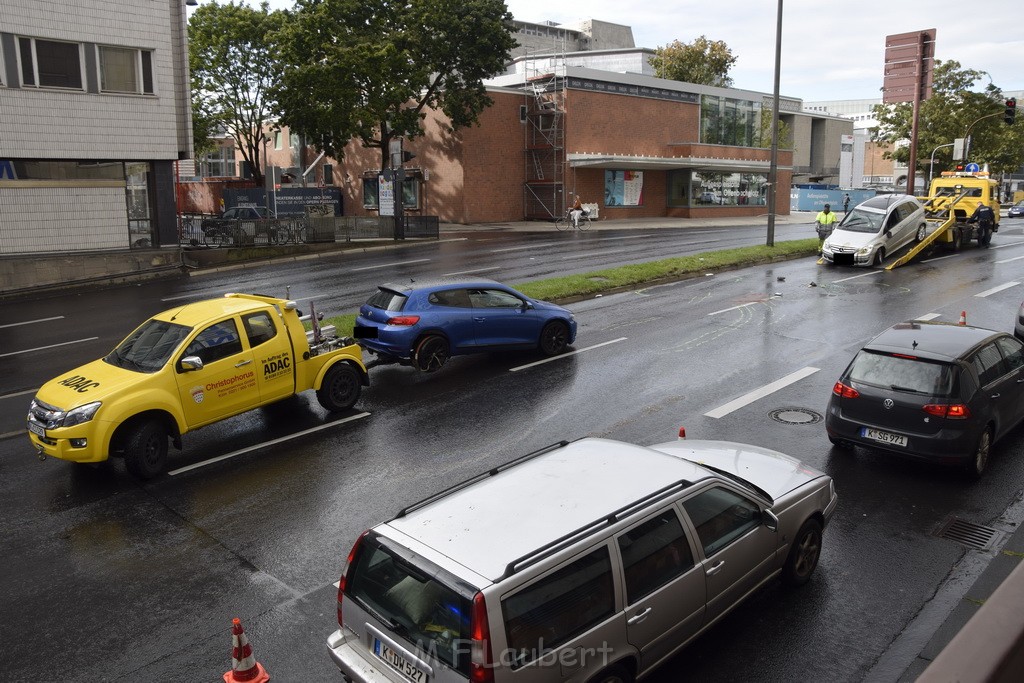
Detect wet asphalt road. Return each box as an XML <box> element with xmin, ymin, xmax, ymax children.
<box><xmin>3</xmin><ymin>221</ymin><xmax>1024</xmax><ymax>681</ymax></box>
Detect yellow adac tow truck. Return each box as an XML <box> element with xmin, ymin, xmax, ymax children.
<box><xmin>27</xmin><ymin>293</ymin><xmax>368</xmax><ymax>478</ymax></box>
<box><xmin>887</xmin><ymin>171</ymin><xmax>1001</xmax><ymax>269</ymax></box>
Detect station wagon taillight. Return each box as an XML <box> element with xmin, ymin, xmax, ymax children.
<box><xmin>387</xmin><ymin>315</ymin><xmax>421</xmax><ymax>326</ymax></box>
<box><xmin>470</xmin><ymin>592</ymin><xmax>493</xmax><ymax>683</ymax></box>
<box><xmin>833</xmin><ymin>381</ymin><xmax>860</xmax><ymax>399</ymax></box>
<box><xmin>337</xmin><ymin>530</ymin><xmax>368</xmax><ymax>626</ymax></box>
<box><xmin>923</xmin><ymin>404</ymin><xmax>971</xmax><ymax>419</ymax></box>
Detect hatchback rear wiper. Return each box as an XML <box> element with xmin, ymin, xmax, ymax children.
<box><xmin>890</xmin><ymin>384</ymin><xmax>924</xmax><ymax>394</ymax></box>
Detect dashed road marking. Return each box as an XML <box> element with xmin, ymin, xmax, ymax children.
<box><xmin>974</xmin><ymin>282</ymin><xmax>1020</xmax><ymax>298</ymax></box>
<box><xmin>0</xmin><ymin>316</ymin><xmax>63</xmax><ymax>329</ymax></box>
<box><xmin>168</xmin><ymin>412</ymin><xmax>371</xmax><ymax>475</ymax></box>
<box><xmin>509</xmin><ymin>338</ymin><xmax>628</xmax><ymax>372</ymax></box>
<box><xmin>1</xmin><ymin>337</ymin><xmax>99</xmax><ymax>358</ymax></box>
<box><xmin>704</xmin><ymin>367</ymin><xmax>820</xmax><ymax>419</ymax></box>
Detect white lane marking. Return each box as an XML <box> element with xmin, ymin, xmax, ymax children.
<box><xmin>509</xmin><ymin>338</ymin><xmax>628</xmax><ymax>372</ymax></box>
<box><xmin>920</xmin><ymin>254</ymin><xmax>958</xmax><ymax>263</ymax></box>
<box><xmin>0</xmin><ymin>337</ymin><xmax>99</xmax><ymax>358</ymax></box>
<box><xmin>991</xmin><ymin>240</ymin><xmax>1024</xmax><ymax>249</ymax></box>
<box><xmin>561</xmin><ymin>248</ymin><xmax>627</xmax><ymax>260</ymax></box>
<box><xmin>491</xmin><ymin>242</ymin><xmax>562</xmax><ymax>253</ymax></box>
<box><xmin>704</xmin><ymin>367</ymin><xmax>820</xmax><ymax>419</ymax></box>
<box><xmin>168</xmin><ymin>412</ymin><xmax>371</xmax><ymax>476</ymax></box>
<box><xmin>832</xmin><ymin>270</ymin><xmax>883</xmax><ymax>283</ymax></box>
<box><xmin>351</xmin><ymin>258</ymin><xmax>430</xmax><ymax>272</ymax></box>
<box><xmin>914</xmin><ymin>313</ymin><xmax>941</xmax><ymax>321</ymax></box>
<box><xmin>0</xmin><ymin>316</ymin><xmax>64</xmax><ymax>329</ymax></box>
<box><xmin>975</xmin><ymin>282</ymin><xmax>1021</xmax><ymax>298</ymax></box>
<box><xmin>995</xmin><ymin>254</ymin><xmax>1024</xmax><ymax>264</ymax></box>
<box><xmin>597</xmin><ymin>234</ymin><xmax>658</xmax><ymax>241</ymax></box>
<box><xmin>708</xmin><ymin>297</ymin><xmax>778</xmax><ymax>317</ymax></box>
<box><xmin>440</xmin><ymin>266</ymin><xmax>502</xmax><ymax>277</ymax></box>
<box><xmin>0</xmin><ymin>388</ymin><xmax>38</xmax><ymax>400</ymax></box>
<box><xmin>160</xmin><ymin>293</ymin><xmax>204</xmax><ymax>302</ymax></box>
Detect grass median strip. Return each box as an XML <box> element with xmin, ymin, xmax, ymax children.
<box><xmin>321</xmin><ymin>238</ymin><xmax>819</xmax><ymax>334</ymax></box>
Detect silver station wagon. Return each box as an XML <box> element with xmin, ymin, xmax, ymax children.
<box><xmin>327</xmin><ymin>435</ymin><xmax>838</xmax><ymax>683</ymax></box>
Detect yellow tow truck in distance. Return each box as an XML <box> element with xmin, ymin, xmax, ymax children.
<box><xmin>887</xmin><ymin>171</ymin><xmax>1001</xmax><ymax>269</ymax></box>
<box><xmin>26</xmin><ymin>293</ymin><xmax>369</xmax><ymax>478</ymax></box>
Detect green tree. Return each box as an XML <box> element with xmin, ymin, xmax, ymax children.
<box><xmin>871</xmin><ymin>60</ymin><xmax>1024</xmax><ymax>178</ymax></box>
<box><xmin>189</xmin><ymin>1</ymin><xmax>284</xmax><ymax>185</ymax></box>
<box><xmin>650</xmin><ymin>36</ymin><xmax>736</xmax><ymax>87</ymax></box>
<box><xmin>273</xmin><ymin>0</ymin><xmax>516</xmax><ymax>171</ymax></box>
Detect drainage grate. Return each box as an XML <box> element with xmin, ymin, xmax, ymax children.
<box><xmin>933</xmin><ymin>516</ymin><xmax>1002</xmax><ymax>550</ymax></box>
<box><xmin>767</xmin><ymin>407</ymin><xmax>823</xmax><ymax>425</ymax></box>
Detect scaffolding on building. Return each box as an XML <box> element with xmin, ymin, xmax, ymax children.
<box><xmin>523</xmin><ymin>45</ymin><xmax>568</xmax><ymax>220</ymax></box>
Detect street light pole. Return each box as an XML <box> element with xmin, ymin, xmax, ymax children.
<box><xmin>929</xmin><ymin>142</ymin><xmax>954</xmax><ymax>187</ymax></box>
<box><xmin>963</xmin><ymin>111</ymin><xmax>1002</xmax><ymax>163</ymax></box>
<box><xmin>766</xmin><ymin>0</ymin><xmax>783</xmax><ymax>247</ymax></box>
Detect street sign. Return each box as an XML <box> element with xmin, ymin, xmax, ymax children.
<box><xmin>965</xmin><ymin>162</ymin><xmax>980</xmax><ymax>173</ymax></box>
<box><xmin>882</xmin><ymin>29</ymin><xmax>936</xmax><ymax>104</ymax></box>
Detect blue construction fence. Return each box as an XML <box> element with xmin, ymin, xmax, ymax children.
<box><xmin>789</xmin><ymin>187</ymin><xmax>877</xmax><ymax>213</ymax></box>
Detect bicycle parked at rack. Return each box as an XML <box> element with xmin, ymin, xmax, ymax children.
<box><xmin>268</xmin><ymin>218</ymin><xmax>307</xmax><ymax>245</ymax></box>
<box><xmin>554</xmin><ymin>207</ymin><xmax>592</xmax><ymax>231</ymax></box>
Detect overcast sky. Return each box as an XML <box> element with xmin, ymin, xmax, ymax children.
<box><xmin>242</xmin><ymin>0</ymin><xmax>1023</xmax><ymax>102</ymax></box>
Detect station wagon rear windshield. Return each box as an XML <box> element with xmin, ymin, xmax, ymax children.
<box><xmin>848</xmin><ymin>350</ymin><xmax>956</xmax><ymax>397</ymax></box>
<box><xmin>103</xmin><ymin>319</ymin><xmax>191</xmax><ymax>373</ymax></box>
<box><xmin>346</xmin><ymin>534</ymin><xmax>473</xmax><ymax>675</ymax></box>
<box><xmin>366</xmin><ymin>289</ymin><xmax>407</xmax><ymax>312</ymax></box>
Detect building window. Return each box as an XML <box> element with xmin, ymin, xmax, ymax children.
<box><xmin>363</xmin><ymin>175</ymin><xmax>419</xmax><ymax>210</ymax></box>
<box><xmin>19</xmin><ymin>37</ymin><xmax>83</xmax><ymax>90</ymax></box>
<box><xmin>98</xmin><ymin>45</ymin><xmax>155</xmax><ymax>94</ymax></box>
<box><xmin>701</xmin><ymin>95</ymin><xmax>761</xmax><ymax>148</ymax></box>
<box><xmin>274</xmin><ymin>131</ymin><xmax>283</xmax><ymax>150</ymax></box>
<box><xmin>200</xmin><ymin>145</ymin><xmax>236</xmax><ymax>178</ymax></box>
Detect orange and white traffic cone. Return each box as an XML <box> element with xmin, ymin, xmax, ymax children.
<box><xmin>223</xmin><ymin>618</ymin><xmax>269</xmax><ymax>683</ymax></box>
<box><xmin>959</xmin><ymin>311</ymin><xmax>967</xmax><ymax>326</ymax></box>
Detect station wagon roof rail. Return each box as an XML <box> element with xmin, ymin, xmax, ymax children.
<box><xmin>499</xmin><ymin>477</ymin><xmax>695</xmax><ymax>581</ymax></box>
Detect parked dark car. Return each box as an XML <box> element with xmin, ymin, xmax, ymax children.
<box><xmin>200</xmin><ymin>206</ymin><xmax>268</xmax><ymax>235</ymax></box>
<box><xmin>826</xmin><ymin>321</ymin><xmax>1024</xmax><ymax>477</ymax></box>
<box><xmin>1008</xmin><ymin>201</ymin><xmax>1024</xmax><ymax>219</ymax></box>
<box><xmin>354</xmin><ymin>278</ymin><xmax>576</xmax><ymax>372</ymax></box>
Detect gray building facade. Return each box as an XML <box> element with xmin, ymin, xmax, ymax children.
<box><xmin>0</xmin><ymin>0</ymin><xmax>192</xmax><ymax>277</ymax></box>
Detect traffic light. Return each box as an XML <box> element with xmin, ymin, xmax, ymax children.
<box><xmin>1006</xmin><ymin>98</ymin><xmax>1017</xmax><ymax>125</ymax></box>
<box><xmin>401</xmin><ymin>151</ymin><xmax>416</xmax><ymax>162</ymax></box>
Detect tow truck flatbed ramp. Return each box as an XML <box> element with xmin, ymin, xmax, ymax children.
<box><xmin>886</xmin><ymin>188</ymin><xmax>970</xmax><ymax>269</ymax></box>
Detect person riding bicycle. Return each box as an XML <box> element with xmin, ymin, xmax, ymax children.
<box><xmin>569</xmin><ymin>195</ymin><xmax>589</xmax><ymax>228</ymax></box>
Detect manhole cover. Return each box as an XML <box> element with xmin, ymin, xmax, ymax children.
<box><xmin>934</xmin><ymin>516</ymin><xmax>1002</xmax><ymax>550</ymax></box>
<box><xmin>768</xmin><ymin>407</ymin><xmax>823</xmax><ymax>425</ymax></box>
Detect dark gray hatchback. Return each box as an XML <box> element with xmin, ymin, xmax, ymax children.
<box><xmin>825</xmin><ymin>321</ymin><xmax>1024</xmax><ymax>477</ymax></box>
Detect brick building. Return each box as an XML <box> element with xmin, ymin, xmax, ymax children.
<box><xmin>320</xmin><ymin>65</ymin><xmax>836</xmax><ymax>224</ymax></box>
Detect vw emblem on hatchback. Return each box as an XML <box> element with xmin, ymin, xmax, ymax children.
<box><xmin>883</xmin><ymin>398</ymin><xmax>894</xmax><ymax>409</ymax></box>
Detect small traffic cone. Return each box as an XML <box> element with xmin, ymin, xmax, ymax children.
<box><xmin>223</xmin><ymin>618</ymin><xmax>270</xmax><ymax>683</ymax></box>
<box><xmin>959</xmin><ymin>311</ymin><xmax>967</xmax><ymax>326</ymax></box>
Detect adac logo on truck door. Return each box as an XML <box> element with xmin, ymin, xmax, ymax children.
<box><xmin>261</xmin><ymin>352</ymin><xmax>291</xmax><ymax>380</ymax></box>
<box><xmin>58</xmin><ymin>375</ymin><xmax>100</xmax><ymax>393</ymax></box>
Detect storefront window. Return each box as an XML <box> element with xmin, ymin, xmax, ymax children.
<box><xmin>604</xmin><ymin>170</ymin><xmax>644</xmax><ymax>206</ymax></box>
<box><xmin>692</xmin><ymin>172</ymin><xmax>769</xmax><ymax>207</ymax></box>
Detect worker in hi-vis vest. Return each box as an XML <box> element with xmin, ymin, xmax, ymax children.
<box><xmin>815</xmin><ymin>204</ymin><xmax>839</xmax><ymax>252</ymax></box>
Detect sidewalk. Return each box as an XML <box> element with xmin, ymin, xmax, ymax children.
<box><xmin>895</xmin><ymin>500</ymin><xmax>1024</xmax><ymax>681</ymax></box>
<box><xmin>438</xmin><ymin>211</ymin><xmax>814</xmax><ymax>234</ymax></box>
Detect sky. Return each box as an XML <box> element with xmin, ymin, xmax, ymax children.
<box><xmin>235</xmin><ymin>0</ymin><xmax>1024</xmax><ymax>102</ymax></box>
